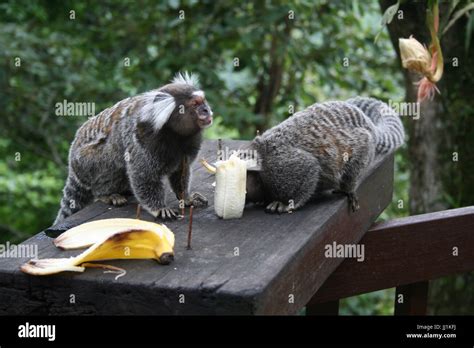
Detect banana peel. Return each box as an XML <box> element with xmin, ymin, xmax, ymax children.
<box><xmin>200</xmin><ymin>159</ymin><xmax>217</xmax><ymax>174</ymax></box>
<box><xmin>53</xmin><ymin>218</ymin><xmax>174</xmax><ymax>250</ymax></box>
<box><xmin>21</xmin><ymin>219</ymin><xmax>175</xmax><ymax>276</ymax></box>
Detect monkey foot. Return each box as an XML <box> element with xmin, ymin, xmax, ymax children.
<box><xmin>265</xmin><ymin>201</ymin><xmax>292</xmax><ymax>214</ymax></box>
<box><xmin>185</xmin><ymin>192</ymin><xmax>208</xmax><ymax>208</ymax></box>
<box><xmin>332</xmin><ymin>190</ymin><xmax>360</xmax><ymax>212</ymax></box>
<box><xmin>153</xmin><ymin>207</ymin><xmax>179</xmax><ymax>220</ymax></box>
<box><xmin>96</xmin><ymin>194</ymin><xmax>128</xmax><ymax>206</ymax></box>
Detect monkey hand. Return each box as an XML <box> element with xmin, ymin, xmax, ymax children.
<box><xmin>265</xmin><ymin>201</ymin><xmax>293</xmax><ymax>214</ymax></box>
<box><xmin>184</xmin><ymin>192</ymin><xmax>208</xmax><ymax>208</ymax></box>
<box><xmin>150</xmin><ymin>207</ymin><xmax>180</xmax><ymax>220</ymax></box>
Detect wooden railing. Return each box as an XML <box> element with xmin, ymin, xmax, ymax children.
<box><xmin>306</xmin><ymin>206</ymin><xmax>474</xmax><ymax>315</ymax></box>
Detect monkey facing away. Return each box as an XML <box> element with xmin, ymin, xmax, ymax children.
<box><xmin>54</xmin><ymin>72</ymin><xmax>212</xmax><ymax>224</ymax></box>
<box><xmin>245</xmin><ymin>97</ymin><xmax>405</xmax><ymax>213</ymax></box>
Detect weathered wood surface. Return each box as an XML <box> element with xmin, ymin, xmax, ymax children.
<box><xmin>0</xmin><ymin>140</ymin><xmax>394</xmax><ymax>315</ymax></box>
<box><xmin>311</xmin><ymin>206</ymin><xmax>474</xmax><ymax>304</ymax></box>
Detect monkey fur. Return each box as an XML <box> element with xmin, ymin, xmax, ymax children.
<box><xmin>246</xmin><ymin>97</ymin><xmax>405</xmax><ymax>213</ymax></box>
<box><xmin>54</xmin><ymin>72</ymin><xmax>212</xmax><ymax>224</ymax></box>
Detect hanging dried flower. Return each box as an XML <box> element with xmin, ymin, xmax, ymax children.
<box><xmin>398</xmin><ymin>1</ymin><xmax>443</xmax><ymax>103</ymax></box>
<box><xmin>399</xmin><ymin>36</ymin><xmax>432</xmax><ymax>75</ymax></box>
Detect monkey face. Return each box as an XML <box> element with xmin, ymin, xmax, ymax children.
<box><xmin>163</xmin><ymin>85</ymin><xmax>213</xmax><ymax>135</ymax></box>
<box><xmin>190</xmin><ymin>91</ymin><xmax>213</xmax><ymax>129</ymax></box>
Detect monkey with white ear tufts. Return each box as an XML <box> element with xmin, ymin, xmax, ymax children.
<box><xmin>54</xmin><ymin>72</ymin><xmax>213</xmax><ymax>224</ymax></box>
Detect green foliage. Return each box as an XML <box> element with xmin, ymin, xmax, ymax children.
<box><xmin>203</xmin><ymin>117</ymin><xmax>240</xmax><ymax>140</ymax></box>
<box><xmin>429</xmin><ymin>272</ymin><xmax>474</xmax><ymax>315</ymax></box>
<box><xmin>340</xmin><ymin>288</ymin><xmax>395</xmax><ymax>315</ymax></box>
<box><xmin>0</xmin><ymin>141</ymin><xmax>64</xmax><ymax>243</ymax></box>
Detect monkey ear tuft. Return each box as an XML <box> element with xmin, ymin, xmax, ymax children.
<box><xmin>172</xmin><ymin>71</ymin><xmax>200</xmax><ymax>88</ymax></box>
<box><xmin>139</xmin><ymin>91</ymin><xmax>176</xmax><ymax>131</ymax></box>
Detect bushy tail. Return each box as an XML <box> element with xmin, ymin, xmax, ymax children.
<box><xmin>347</xmin><ymin>97</ymin><xmax>405</xmax><ymax>155</ymax></box>
<box><xmin>53</xmin><ymin>171</ymin><xmax>92</xmax><ymax>225</ymax></box>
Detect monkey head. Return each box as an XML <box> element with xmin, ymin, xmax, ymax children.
<box><xmin>245</xmin><ymin>170</ymin><xmax>266</xmax><ymax>204</ymax></box>
<box><xmin>164</xmin><ymin>85</ymin><xmax>213</xmax><ymax>135</ymax></box>
<box><xmin>143</xmin><ymin>72</ymin><xmax>213</xmax><ymax>136</ymax></box>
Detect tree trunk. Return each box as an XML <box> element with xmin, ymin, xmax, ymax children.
<box><xmin>254</xmin><ymin>16</ymin><xmax>293</xmax><ymax>130</ymax></box>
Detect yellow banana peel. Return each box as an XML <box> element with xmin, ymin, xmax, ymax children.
<box><xmin>21</xmin><ymin>219</ymin><xmax>175</xmax><ymax>276</ymax></box>
<box><xmin>54</xmin><ymin>218</ymin><xmax>174</xmax><ymax>250</ymax></box>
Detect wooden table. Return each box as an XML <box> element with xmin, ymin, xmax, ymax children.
<box><xmin>0</xmin><ymin>140</ymin><xmax>394</xmax><ymax>315</ymax></box>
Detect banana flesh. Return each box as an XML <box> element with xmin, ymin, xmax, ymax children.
<box><xmin>21</xmin><ymin>219</ymin><xmax>175</xmax><ymax>276</ymax></box>
<box><xmin>207</xmin><ymin>154</ymin><xmax>247</xmax><ymax>219</ymax></box>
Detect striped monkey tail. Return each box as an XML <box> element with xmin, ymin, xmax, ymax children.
<box><xmin>53</xmin><ymin>170</ymin><xmax>92</xmax><ymax>225</ymax></box>
<box><xmin>347</xmin><ymin>97</ymin><xmax>405</xmax><ymax>155</ymax></box>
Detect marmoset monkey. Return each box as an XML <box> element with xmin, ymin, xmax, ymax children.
<box><xmin>246</xmin><ymin>97</ymin><xmax>405</xmax><ymax>213</ymax></box>
<box><xmin>54</xmin><ymin>72</ymin><xmax>212</xmax><ymax>224</ymax></box>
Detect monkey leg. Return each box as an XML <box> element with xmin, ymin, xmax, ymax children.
<box><xmin>126</xmin><ymin>154</ymin><xmax>178</xmax><ymax>220</ymax></box>
<box><xmin>337</xmin><ymin>128</ymin><xmax>374</xmax><ymax>212</ymax></box>
<box><xmin>261</xmin><ymin>147</ymin><xmax>320</xmax><ymax>214</ymax></box>
<box><xmin>168</xmin><ymin>157</ymin><xmax>208</xmax><ymax>208</ymax></box>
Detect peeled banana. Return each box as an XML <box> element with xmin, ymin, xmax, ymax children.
<box><xmin>21</xmin><ymin>219</ymin><xmax>175</xmax><ymax>276</ymax></box>
<box><xmin>202</xmin><ymin>153</ymin><xmax>247</xmax><ymax>219</ymax></box>
<box><xmin>54</xmin><ymin>218</ymin><xmax>174</xmax><ymax>250</ymax></box>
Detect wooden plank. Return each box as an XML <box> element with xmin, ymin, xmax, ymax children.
<box><xmin>306</xmin><ymin>300</ymin><xmax>339</xmax><ymax>316</ymax></box>
<box><xmin>394</xmin><ymin>281</ymin><xmax>429</xmax><ymax>315</ymax></box>
<box><xmin>0</xmin><ymin>140</ymin><xmax>394</xmax><ymax>315</ymax></box>
<box><xmin>311</xmin><ymin>206</ymin><xmax>474</xmax><ymax>304</ymax></box>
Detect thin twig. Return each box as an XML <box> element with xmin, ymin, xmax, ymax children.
<box><xmin>186</xmin><ymin>205</ymin><xmax>194</xmax><ymax>250</ymax></box>
<box><xmin>136</xmin><ymin>204</ymin><xmax>141</xmax><ymax>219</ymax></box>
<box><xmin>218</xmin><ymin>138</ymin><xmax>223</xmax><ymax>160</ymax></box>
<box><xmin>180</xmin><ymin>157</ymin><xmax>187</xmax><ymax>217</ymax></box>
